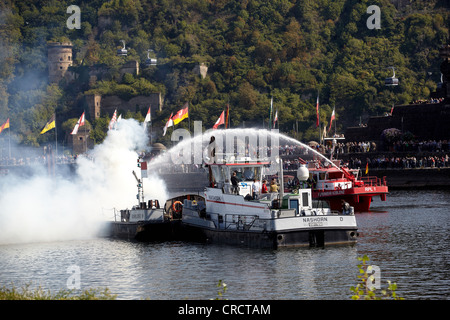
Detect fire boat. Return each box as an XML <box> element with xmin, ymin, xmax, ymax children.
<box><xmin>307</xmin><ymin>160</ymin><xmax>388</xmax><ymax>212</ymax></box>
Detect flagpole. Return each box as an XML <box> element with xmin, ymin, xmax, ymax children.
<box><xmin>188</xmin><ymin>102</ymin><xmax>191</xmax><ymax>133</ymax></box>
<box><xmin>269</xmin><ymin>96</ymin><xmax>273</xmax><ymax>130</ymax></box>
<box><xmin>334</xmin><ymin>105</ymin><xmax>337</xmax><ymax>137</ymax></box>
<box><xmin>55</xmin><ymin>116</ymin><xmax>58</xmax><ymax>160</ymax></box>
<box><xmin>84</xmin><ymin>110</ymin><xmax>87</xmax><ymax>153</ymax></box>
<box><xmin>8</xmin><ymin>121</ymin><xmax>11</xmax><ymax>158</ymax></box>
<box><xmin>150</xmin><ymin>120</ymin><xmax>153</xmax><ymax>144</ymax></box>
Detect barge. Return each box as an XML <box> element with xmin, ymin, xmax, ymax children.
<box><xmin>177</xmin><ymin>157</ymin><xmax>358</xmax><ymax>248</ymax></box>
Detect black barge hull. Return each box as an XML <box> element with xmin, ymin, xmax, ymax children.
<box><xmin>182</xmin><ymin>225</ymin><xmax>358</xmax><ymax>249</ymax></box>
<box><xmin>109</xmin><ymin>220</ymin><xmax>183</xmax><ymax>241</ymax></box>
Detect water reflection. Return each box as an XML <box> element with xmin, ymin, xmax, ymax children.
<box><xmin>0</xmin><ymin>190</ymin><xmax>448</xmax><ymax>300</ymax></box>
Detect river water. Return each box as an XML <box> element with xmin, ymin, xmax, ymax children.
<box><xmin>0</xmin><ymin>189</ymin><xmax>448</xmax><ymax>300</ymax></box>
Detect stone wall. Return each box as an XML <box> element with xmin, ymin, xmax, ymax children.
<box><xmin>86</xmin><ymin>93</ymin><xmax>163</xmax><ymax>120</ymax></box>
<box><xmin>70</xmin><ymin>127</ymin><xmax>95</xmax><ymax>155</ymax></box>
<box><xmin>345</xmin><ymin>102</ymin><xmax>450</xmax><ymax>143</ymax></box>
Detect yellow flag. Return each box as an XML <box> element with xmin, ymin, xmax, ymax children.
<box><xmin>40</xmin><ymin>114</ymin><xmax>55</xmax><ymax>134</ymax></box>
<box><xmin>0</xmin><ymin>118</ymin><xmax>9</xmax><ymax>134</ymax></box>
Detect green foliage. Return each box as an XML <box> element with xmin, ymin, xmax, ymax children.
<box><xmin>350</xmin><ymin>255</ymin><xmax>403</xmax><ymax>300</ymax></box>
<box><xmin>0</xmin><ymin>0</ymin><xmax>448</xmax><ymax>147</ymax></box>
<box><xmin>0</xmin><ymin>283</ymin><xmax>117</xmax><ymax>300</ymax></box>
<box><xmin>214</xmin><ymin>280</ymin><xmax>228</xmax><ymax>300</ymax></box>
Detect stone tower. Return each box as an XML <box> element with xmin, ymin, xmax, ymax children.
<box><xmin>47</xmin><ymin>42</ymin><xmax>73</xmax><ymax>83</ymax></box>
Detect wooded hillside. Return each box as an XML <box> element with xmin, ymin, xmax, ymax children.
<box><xmin>0</xmin><ymin>0</ymin><xmax>448</xmax><ymax>147</ymax></box>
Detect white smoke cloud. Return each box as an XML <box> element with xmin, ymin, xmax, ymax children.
<box><xmin>0</xmin><ymin>119</ymin><xmax>168</xmax><ymax>244</ymax></box>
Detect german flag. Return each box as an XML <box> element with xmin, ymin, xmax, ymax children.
<box><xmin>0</xmin><ymin>118</ymin><xmax>9</xmax><ymax>134</ymax></box>
<box><xmin>172</xmin><ymin>103</ymin><xmax>189</xmax><ymax>125</ymax></box>
<box><xmin>40</xmin><ymin>114</ymin><xmax>55</xmax><ymax>134</ymax></box>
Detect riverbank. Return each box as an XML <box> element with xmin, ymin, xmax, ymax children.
<box><xmin>364</xmin><ymin>167</ymin><xmax>450</xmax><ymax>189</ymax></box>
<box><xmin>3</xmin><ymin>162</ymin><xmax>449</xmax><ymax>190</ymax></box>
<box><xmin>282</xmin><ymin>167</ymin><xmax>450</xmax><ymax>189</ymax></box>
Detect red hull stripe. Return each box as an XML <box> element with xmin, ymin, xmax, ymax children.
<box><xmin>207</xmin><ymin>199</ymin><xmax>266</xmax><ymax>209</ymax></box>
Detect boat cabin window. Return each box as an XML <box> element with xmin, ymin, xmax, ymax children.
<box><xmin>302</xmin><ymin>192</ymin><xmax>309</xmax><ymax>207</ymax></box>
<box><xmin>328</xmin><ymin>172</ymin><xmax>344</xmax><ymax>179</ymax></box>
<box><xmin>232</xmin><ymin>166</ymin><xmax>261</xmax><ymax>182</ymax></box>
<box><xmin>312</xmin><ymin>200</ymin><xmax>330</xmax><ymax>209</ymax></box>
<box><xmin>210</xmin><ymin>166</ymin><xmax>228</xmax><ymax>184</ymax></box>
<box><xmin>310</xmin><ymin>172</ymin><xmax>326</xmax><ymax>181</ymax></box>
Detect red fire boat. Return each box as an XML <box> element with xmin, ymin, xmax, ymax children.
<box><xmin>307</xmin><ymin>160</ymin><xmax>388</xmax><ymax>212</ymax></box>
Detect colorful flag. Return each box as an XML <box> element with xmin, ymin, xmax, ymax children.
<box><xmin>144</xmin><ymin>106</ymin><xmax>151</xmax><ymax>123</ymax></box>
<box><xmin>172</xmin><ymin>103</ymin><xmax>189</xmax><ymax>125</ymax></box>
<box><xmin>143</xmin><ymin>106</ymin><xmax>151</xmax><ymax>131</ymax></box>
<box><xmin>329</xmin><ymin>107</ymin><xmax>335</xmax><ymax>131</ymax></box>
<box><xmin>273</xmin><ymin>110</ymin><xmax>278</xmax><ymax>128</ymax></box>
<box><xmin>213</xmin><ymin>110</ymin><xmax>225</xmax><ymax>129</ymax></box>
<box><xmin>365</xmin><ymin>162</ymin><xmax>369</xmax><ymax>175</ymax></box>
<box><xmin>0</xmin><ymin>118</ymin><xmax>10</xmax><ymax>134</ymax></box>
<box><xmin>316</xmin><ymin>95</ymin><xmax>319</xmax><ymax>128</ymax></box>
<box><xmin>163</xmin><ymin>112</ymin><xmax>174</xmax><ymax>136</ymax></box>
<box><xmin>390</xmin><ymin>105</ymin><xmax>394</xmax><ymax>115</ymax></box>
<box><xmin>40</xmin><ymin>114</ymin><xmax>56</xmax><ymax>134</ymax></box>
<box><xmin>108</xmin><ymin>109</ymin><xmax>117</xmax><ymax>130</ymax></box>
<box><xmin>71</xmin><ymin>112</ymin><xmax>85</xmax><ymax>135</ymax></box>
<box><xmin>140</xmin><ymin>160</ymin><xmax>148</xmax><ymax>178</ymax></box>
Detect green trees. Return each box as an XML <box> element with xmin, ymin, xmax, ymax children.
<box><xmin>0</xmin><ymin>0</ymin><xmax>448</xmax><ymax>147</ymax></box>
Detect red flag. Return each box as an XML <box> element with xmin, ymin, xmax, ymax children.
<box><xmin>163</xmin><ymin>112</ymin><xmax>174</xmax><ymax>136</ymax></box>
<box><xmin>71</xmin><ymin>112</ymin><xmax>85</xmax><ymax>135</ymax></box>
<box><xmin>316</xmin><ymin>95</ymin><xmax>319</xmax><ymax>128</ymax></box>
<box><xmin>108</xmin><ymin>109</ymin><xmax>117</xmax><ymax>130</ymax></box>
<box><xmin>213</xmin><ymin>110</ymin><xmax>225</xmax><ymax>129</ymax></box>
<box><xmin>144</xmin><ymin>106</ymin><xmax>151</xmax><ymax>123</ymax></box>
<box><xmin>328</xmin><ymin>107</ymin><xmax>335</xmax><ymax>131</ymax></box>
<box><xmin>144</xmin><ymin>106</ymin><xmax>151</xmax><ymax>130</ymax></box>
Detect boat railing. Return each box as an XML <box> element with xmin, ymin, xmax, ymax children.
<box><xmin>360</xmin><ymin>176</ymin><xmax>388</xmax><ymax>187</ymax></box>
<box><xmin>224</xmin><ymin>214</ymin><xmax>260</xmax><ymax>231</ymax></box>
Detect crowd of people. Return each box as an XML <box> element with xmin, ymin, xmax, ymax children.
<box><xmin>2</xmin><ymin>137</ymin><xmax>449</xmax><ymax>173</ymax></box>
<box><xmin>0</xmin><ymin>154</ymin><xmax>77</xmax><ymax>166</ymax></box>
<box><xmin>412</xmin><ymin>97</ymin><xmax>445</xmax><ymax>104</ymax></box>
<box><xmin>353</xmin><ymin>155</ymin><xmax>450</xmax><ymax>170</ymax></box>
<box><xmin>323</xmin><ymin>139</ymin><xmax>450</xmax><ymax>154</ymax></box>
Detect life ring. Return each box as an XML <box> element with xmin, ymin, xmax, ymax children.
<box><xmin>172</xmin><ymin>201</ymin><xmax>183</xmax><ymax>214</ymax></box>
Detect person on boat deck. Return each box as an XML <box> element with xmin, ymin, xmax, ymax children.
<box><xmin>231</xmin><ymin>171</ymin><xmax>240</xmax><ymax>194</ymax></box>
<box><xmin>269</xmin><ymin>179</ymin><xmax>279</xmax><ymax>193</ymax></box>
<box><xmin>252</xmin><ymin>178</ymin><xmax>260</xmax><ymax>200</ymax></box>
<box><xmin>261</xmin><ymin>180</ymin><xmax>268</xmax><ymax>194</ymax></box>
<box><xmin>306</xmin><ymin>177</ymin><xmax>316</xmax><ymax>188</ymax></box>
<box><xmin>341</xmin><ymin>200</ymin><xmax>351</xmax><ymax>215</ymax></box>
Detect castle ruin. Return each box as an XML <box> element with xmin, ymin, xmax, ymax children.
<box><xmin>47</xmin><ymin>42</ymin><xmax>74</xmax><ymax>83</ymax></box>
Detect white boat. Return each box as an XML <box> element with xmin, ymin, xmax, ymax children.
<box><xmin>110</xmin><ymin>199</ymin><xmax>186</xmax><ymax>241</ymax></box>
<box><xmin>179</xmin><ymin>157</ymin><xmax>358</xmax><ymax>248</ymax></box>
<box><xmin>110</xmin><ymin>159</ymin><xmax>182</xmax><ymax>241</ymax></box>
